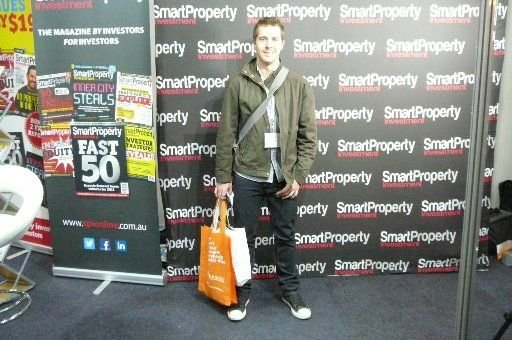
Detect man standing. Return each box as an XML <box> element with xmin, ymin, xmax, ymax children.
<box><xmin>215</xmin><ymin>17</ymin><xmax>317</xmax><ymax>321</ymax></box>
<box><xmin>15</xmin><ymin>65</ymin><xmax>39</xmax><ymax>116</ymax></box>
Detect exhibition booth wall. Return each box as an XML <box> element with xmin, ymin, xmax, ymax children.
<box><xmin>156</xmin><ymin>0</ymin><xmax>501</xmax><ymax>280</ymax></box>
<box><xmin>0</xmin><ymin>0</ymin><xmax>508</xmax><ymax>283</ymax></box>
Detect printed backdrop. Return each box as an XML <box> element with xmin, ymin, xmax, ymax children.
<box><xmin>156</xmin><ymin>0</ymin><xmax>505</xmax><ymax>282</ymax></box>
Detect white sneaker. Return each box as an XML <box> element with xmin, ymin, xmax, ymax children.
<box><xmin>282</xmin><ymin>292</ymin><xmax>311</xmax><ymax>320</ymax></box>
<box><xmin>227</xmin><ymin>297</ymin><xmax>250</xmax><ymax>321</ymax></box>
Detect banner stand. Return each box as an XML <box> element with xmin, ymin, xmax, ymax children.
<box><xmin>455</xmin><ymin>0</ymin><xmax>493</xmax><ymax>338</ymax></box>
<box><xmin>32</xmin><ymin>0</ymin><xmax>164</xmax><ymax>286</ymax></box>
<box><xmin>14</xmin><ymin>242</ymin><xmax>52</xmax><ymax>255</ymax></box>
<box><xmin>53</xmin><ymin>267</ymin><xmax>166</xmax><ymax>286</ymax></box>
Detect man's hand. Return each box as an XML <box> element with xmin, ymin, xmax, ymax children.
<box><xmin>215</xmin><ymin>182</ymin><xmax>232</xmax><ymax>199</ymax></box>
<box><xmin>276</xmin><ymin>179</ymin><xmax>300</xmax><ymax>199</ymax></box>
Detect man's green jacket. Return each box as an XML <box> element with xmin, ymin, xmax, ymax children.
<box><xmin>215</xmin><ymin>58</ymin><xmax>317</xmax><ymax>186</ymax></box>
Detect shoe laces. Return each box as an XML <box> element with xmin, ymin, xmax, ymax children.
<box><xmin>235</xmin><ymin>294</ymin><xmax>249</xmax><ymax>308</ymax></box>
<box><xmin>286</xmin><ymin>293</ymin><xmax>305</xmax><ymax>309</ymax></box>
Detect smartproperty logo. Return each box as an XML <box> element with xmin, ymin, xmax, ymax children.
<box><xmin>489</xmin><ymin>103</ymin><xmax>499</xmax><ymax>121</ymax></box>
<box><xmin>423</xmin><ymin>137</ymin><xmax>469</xmax><ymax>156</ymax></box>
<box><xmin>425</xmin><ymin>72</ymin><xmax>474</xmax><ymax>91</ymax></box>
<box><xmin>155</xmin><ymin>41</ymin><xmax>186</xmax><ymax>58</ymax></box>
<box><xmin>157</xmin><ymin>110</ymin><xmax>189</xmax><ymax>127</ymax></box>
<box><xmin>156</xmin><ymin>74</ymin><xmax>229</xmax><ymax>95</ymax></box>
<box><xmin>386</xmin><ymin>38</ymin><xmax>466</xmax><ymax>58</ymax></box>
<box><xmin>381</xmin><ymin>168</ymin><xmax>459</xmax><ymax>188</ymax></box>
<box><xmin>337</xmin><ymin>138</ymin><xmax>415</xmax><ymax>158</ymax></box>
<box><xmin>379</xmin><ymin>229</ymin><xmax>456</xmax><ymax>248</ymax></box>
<box><xmin>339</xmin><ymin>4</ymin><xmax>421</xmax><ymax>24</ymax></box>
<box><xmin>315</xmin><ymin>106</ymin><xmax>374</xmax><ymax>126</ymax></box>
<box><xmin>417</xmin><ymin>257</ymin><xmax>460</xmax><ymax>273</ymax></box>
<box><xmin>167</xmin><ymin>265</ymin><xmax>200</xmax><ymax>282</ymax></box>
<box><xmin>165</xmin><ymin>204</ymin><xmax>217</xmax><ymax>225</ymax></box>
<box><xmin>246</xmin><ymin>4</ymin><xmax>331</xmax><ymax>24</ymax></box>
<box><xmin>429</xmin><ymin>4</ymin><xmax>479</xmax><ymax>24</ymax></box>
<box><xmin>199</xmin><ymin>109</ymin><xmax>221</xmax><ymax>128</ymax></box>
<box><xmin>338</xmin><ymin>72</ymin><xmax>418</xmax><ymax>93</ymax></box>
<box><xmin>197</xmin><ymin>40</ymin><xmax>254</xmax><ymax>60</ymax></box>
<box><xmin>154</xmin><ymin>5</ymin><xmax>238</xmax><ymax>25</ymax></box>
<box><xmin>334</xmin><ymin>259</ymin><xmax>410</xmax><ymax>275</ymax></box>
<box><xmin>383</xmin><ymin>105</ymin><xmax>461</xmax><ymax>125</ymax></box>
<box><xmin>421</xmin><ymin>198</ymin><xmax>465</xmax><ymax>217</ymax></box>
<box><xmin>293</xmin><ymin>38</ymin><xmax>376</xmax><ymax>58</ymax></box>
<box><xmin>303</xmin><ymin>170</ymin><xmax>372</xmax><ymax>190</ymax></box>
<box><xmin>159</xmin><ymin>142</ymin><xmax>216</xmax><ymax>162</ymax></box>
<box><xmin>337</xmin><ymin>201</ymin><xmax>413</xmax><ymax>219</ymax></box>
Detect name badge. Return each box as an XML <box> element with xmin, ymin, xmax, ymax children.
<box><xmin>264</xmin><ymin>133</ymin><xmax>280</xmax><ymax>148</ymax></box>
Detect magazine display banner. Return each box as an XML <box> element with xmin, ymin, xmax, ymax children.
<box><xmin>155</xmin><ymin>0</ymin><xmax>493</xmax><ymax>282</ymax></box>
<box><xmin>32</xmin><ymin>0</ymin><xmax>164</xmax><ymax>285</ymax></box>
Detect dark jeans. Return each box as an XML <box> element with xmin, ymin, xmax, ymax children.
<box><xmin>233</xmin><ymin>173</ymin><xmax>299</xmax><ymax>296</ymax></box>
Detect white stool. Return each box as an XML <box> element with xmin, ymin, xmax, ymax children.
<box><xmin>0</xmin><ymin>165</ymin><xmax>43</xmax><ymax>324</ymax></box>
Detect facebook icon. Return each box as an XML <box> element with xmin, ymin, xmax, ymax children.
<box><xmin>99</xmin><ymin>239</ymin><xmax>111</xmax><ymax>251</ymax></box>
<box><xmin>115</xmin><ymin>240</ymin><xmax>127</xmax><ymax>253</ymax></box>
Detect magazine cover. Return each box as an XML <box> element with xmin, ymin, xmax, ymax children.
<box><xmin>71</xmin><ymin>64</ymin><xmax>116</xmax><ymax>121</ymax></box>
<box><xmin>115</xmin><ymin>73</ymin><xmax>153</xmax><ymax>126</ymax></box>
<box><xmin>13</xmin><ymin>50</ymin><xmax>38</xmax><ymax>116</ymax></box>
<box><xmin>0</xmin><ymin>51</ymin><xmax>15</xmax><ymax>112</ymax></box>
<box><xmin>41</xmin><ymin>124</ymin><xmax>74</xmax><ymax>177</ymax></box>
<box><xmin>71</xmin><ymin>121</ymin><xmax>129</xmax><ymax>198</ymax></box>
<box><xmin>125</xmin><ymin>124</ymin><xmax>156</xmax><ymax>181</ymax></box>
<box><xmin>38</xmin><ymin>72</ymin><xmax>75</xmax><ymax>124</ymax></box>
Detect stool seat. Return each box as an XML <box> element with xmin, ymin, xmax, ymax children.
<box><xmin>0</xmin><ymin>165</ymin><xmax>44</xmax><ymax>248</ymax></box>
<box><xmin>0</xmin><ymin>164</ymin><xmax>44</xmax><ymax>324</ymax></box>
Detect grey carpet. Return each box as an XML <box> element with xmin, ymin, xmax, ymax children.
<box><xmin>1</xmin><ymin>249</ymin><xmax>511</xmax><ymax>339</ymax></box>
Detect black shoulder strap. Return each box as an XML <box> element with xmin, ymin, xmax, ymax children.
<box><xmin>233</xmin><ymin>66</ymin><xmax>289</xmax><ymax>152</ymax></box>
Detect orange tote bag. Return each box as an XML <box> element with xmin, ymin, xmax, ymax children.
<box><xmin>198</xmin><ymin>199</ymin><xmax>237</xmax><ymax>306</ymax></box>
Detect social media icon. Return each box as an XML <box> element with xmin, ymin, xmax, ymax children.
<box><xmin>115</xmin><ymin>240</ymin><xmax>127</xmax><ymax>253</ymax></box>
<box><xmin>99</xmin><ymin>239</ymin><xmax>111</xmax><ymax>251</ymax></box>
<box><xmin>83</xmin><ymin>237</ymin><xmax>95</xmax><ymax>250</ymax></box>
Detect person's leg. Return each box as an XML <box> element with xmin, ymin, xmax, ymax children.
<box><xmin>265</xmin><ymin>180</ymin><xmax>299</xmax><ymax>294</ymax></box>
<box><xmin>232</xmin><ymin>174</ymin><xmax>264</xmax><ymax>295</ymax></box>
<box><xmin>266</xmin><ymin>180</ymin><xmax>311</xmax><ymax>320</ymax></box>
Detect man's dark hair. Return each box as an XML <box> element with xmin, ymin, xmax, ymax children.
<box><xmin>26</xmin><ymin>65</ymin><xmax>36</xmax><ymax>75</ymax></box>
<box><xmin>252</xmin><ymin>17</ymin><xmax>285</xmax><ymax>41</ymax></box>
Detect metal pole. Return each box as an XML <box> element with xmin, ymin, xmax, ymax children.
<box><xmin>455</xmin><ymin>0</ymin><xmax>494</xmax><ymax>338</ymax></box>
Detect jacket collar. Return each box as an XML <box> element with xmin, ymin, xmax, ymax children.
<box><xmin>241</xmin><ymin>57</ymin><xmax>283</xmax><ymax>84</ymax></box>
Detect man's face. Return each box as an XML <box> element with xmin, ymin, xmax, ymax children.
<box><xmin>253</xmin><ymin>25</ymin><xmax>284</xmax><ymax>67</ymax></box>
<box><xmin>27</xmin><ymin>69</ymin><xmax>36</xmax><ymax>91</ymax></box>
